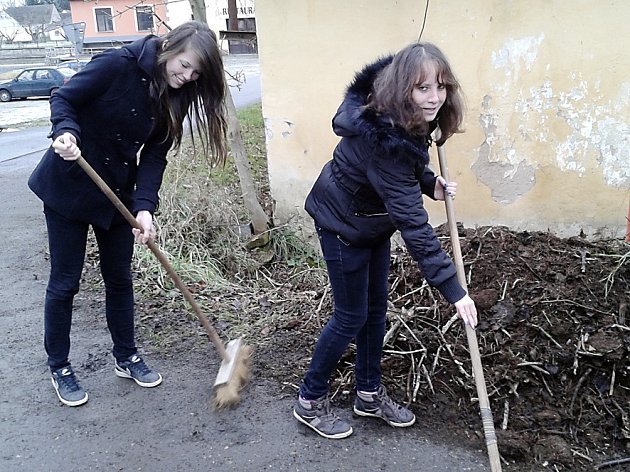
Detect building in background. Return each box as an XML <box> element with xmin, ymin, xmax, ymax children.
<box><xmin>0</xmin><ymin>0</ymin><xmax>256</xmax><ymax>54</ymax></box>
<box><xmin>67</xmin><ymin>0</ymin><xmax>169</xmax><ymax>48</ymax></box>
<box><xmin>0</xmin><ymin>8</ymin><xmax>31</xmax><ymax>43</ymax></box>
<box><xmin>3</xmin><ymin>5</ymin><xmax>63</xmax><ymax>43</ymax></box>
<box><xmin>64</xmin><ymin>0</ymin><xmax>255</xmax><ymax>53</ymax></box>
<box><xmin>167</xmin><ymin>0</ymin><xmax>256</xmax><ymax>54</ymax></box>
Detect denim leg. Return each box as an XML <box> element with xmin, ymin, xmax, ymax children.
<box><xmin>43</xmin><ymin>206</ymin><xmax>88</xmax><ymax>370</ymax></box>
<box><xmin>300</xmin><ymin>227</ymin><xmax>377</xmax><ymax>400</ymax></box>
<box><xmin>93</xmin><ymin>222</ymin><xmax>136</xmax><ymax>362</ymax></box>
<box><xmin>355</xmin><ymin>238</ymin><xmax>390</xmax><ymax>392</ymax></box>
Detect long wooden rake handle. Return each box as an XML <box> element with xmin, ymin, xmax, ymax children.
<box><xmin>76</xmin><ymin>156</ymin><xmax>230</xmax><ymax>362</ymax></box>
<box><xmin>436</xmin><ymin>145</ymin><xmax>502</xmax><ymax>472</ymax></box>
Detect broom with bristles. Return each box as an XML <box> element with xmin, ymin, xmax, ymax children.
<box><xmin>76</xmin><ymin>155</ymin><xmax>251</xmax><ymax>408</ymax></box>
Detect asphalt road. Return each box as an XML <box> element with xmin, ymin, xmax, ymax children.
<box><xmin>0</xmin><ymin>54</ymin><xmax>262</xmax><ymax>160</ymax></box>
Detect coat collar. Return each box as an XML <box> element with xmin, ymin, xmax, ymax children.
<box><xmin>123</xmin><ymin>35</ymin><xmax>160</xmax><ymax>79</ymax></box>
<box><xmin>334</xmin><ymin>55</ymin><xmax>431</xmax><ymax>161</ymax></box>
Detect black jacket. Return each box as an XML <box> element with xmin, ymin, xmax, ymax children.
<box><xmin>305</xmin><ymin>56</ymin><xmax>465</xmax><ymax>303</ymax></box>
<box><xmin>28</xmin><ymin>35</ymin><xmax>171</xmax><ymax>229</ymax></box>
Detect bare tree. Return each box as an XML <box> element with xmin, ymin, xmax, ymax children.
<box><xmin>0</xmin><ymin>30</ymin><xmax>18</xmax><ymax>44</ymax></box>
<box><xmin>227</xmin><ymin>0</ymin><xmax>237</xmax><ymax>30</ymax></box>
<box><xmin>188</xmin><ymin>0</ymin><xmax>270</xmax><ymax>236</ymax></box>
<box><xmin>188</xmin><ymin>0</ymin><xmax>206</xmax><ymax>23</ymax></box>
<box><xmin>17</xmin><ymin>13</ymin><xmax>43</xmax><ymax>44</ymax></box>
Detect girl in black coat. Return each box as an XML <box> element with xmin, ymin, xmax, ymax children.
<box><xmin>294</xmin><ymin>43</ymin><xmax>478</xmax><ymax>439</ymax></box>
<box><xmin>28</xmin><ymin>21</ymin><xmax>228</xmax><ymax>407</ymax></box>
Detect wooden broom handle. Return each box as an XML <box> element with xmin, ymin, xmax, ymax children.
<box><xmin>436</xmin><ymin>145</ymin><xmax>502</xmax><ymax>472</ymax></box>
<box><xmin>76</xmin><ymin>156</ymin><xmax>229</xmax><ymax>361</ymax></box>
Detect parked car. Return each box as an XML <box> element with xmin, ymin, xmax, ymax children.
<box><xmin>57</xmin><ymin>59</ymin><xmax>90</xmax><ymax>72</ymax></box>
<box><xmin>0</xmin><ymin>67</ymin><xmax>76</xmax><ymax>102</ymax></box>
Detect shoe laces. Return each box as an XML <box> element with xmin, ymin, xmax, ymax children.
<box><xmin>376</xmin><ymin>386</ymin><xmax>404</xmax><ymax>411</ymax></box>
<box><xmin>57</xmin><ymin>368</ymin><xmax>81</xmax><ymax>392</ymax></box>
<box><xmin>313</xmin><ymin>397</ymin><xmax>332</xmax><ymax>414</ymax></box>
<box><xmin>127</xmin><ymin>356</ymin><xmax>151</xmax><ymax>376</ymax></box>
<box><xmin>312</xmin><ymin>397</ymin><xmax>343</xmax><ymax>422</ymax></box>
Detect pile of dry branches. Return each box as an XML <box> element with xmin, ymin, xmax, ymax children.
<box><xmin>362</xmin><ymin>226</ymin><xmax>629</xmax><ymax>470</ymax></box>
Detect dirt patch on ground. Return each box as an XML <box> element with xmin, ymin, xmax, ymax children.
<box><xmin>127</xmin><ymin>222</ymin><xmax>630</xmax><ymax>471</ymax></box>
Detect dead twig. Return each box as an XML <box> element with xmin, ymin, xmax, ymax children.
<box><xmin>528</xmin><ymin>323</ymin><xmax>563</xmax><ymax>349</ymax></box>
<box><xmin>540</xmin><ymin>298</ymin><xmax>612</xmax><ymax>316</ymax></box>
<box><xmin>517</xmin><ymin>255</ymin><xmax>545</xmax><ymax>281</ymax></box>
<box><xmin>311</xmin><ymin>284</ymin><xmax>329</xmax><ymax>328</ymax></box>
<box><xmin>570</xmin><ymin>368</ymin><xmax>592</xmax><ymax>417</ymax></box>
<box><xmin>594</xmin><ymin>457</ymin><xmax>630</xmax><ymax>470</ymax></box>
<box><xmin>618</xmin><ymin>301</ymin><xmax>627</xmax><ymax>325</ymax></box>
<box><xmin>501</xmin><ymin>400</ymin><xmax>509</xmax><ymax>430</ymax></box>
<box><xmin>571</xmin><ymin>449</ymin><xmax>593</xmax><ymax>463</ymax></box>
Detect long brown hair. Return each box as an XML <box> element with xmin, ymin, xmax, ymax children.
<box><xmin>154</xmin><ymin>21</ymin><xmax>228</xmax><ymax>166</ymax></box>
<box><xmin>369</xmin><ymin>42</ymin><xmax>464</xmax><ymax>145</ymax></box>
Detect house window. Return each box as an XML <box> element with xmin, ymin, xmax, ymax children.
<box><xmin>135</xmin><ymin>6</ymin><xmax>154</xmax><ymax>32</ymax></box>
<box><xmin>95</xmin><ymin>8</ymin><xmax>114</xmax><ymax>32</ymax></box>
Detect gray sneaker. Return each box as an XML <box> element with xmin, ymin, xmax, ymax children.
<box><xmin>353</xmin><ymin>385</ymin><xmax>416</xmax><ymax>427</ymax></box>
<box><xmin>293</xmin><ymin>395</ymin><xmax>353</xmax><ymax>439</ymax></box>
<box><xmin>115</xmin><ymin>354</ymin><xmax>163</xmax><ymax>387</ymax></box>
<box><xmin>51</xmin><ymin>366</ymin><xmax>88</xmax><ymax>407</ymax></box>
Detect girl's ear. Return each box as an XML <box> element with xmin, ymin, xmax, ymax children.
<box><xmin>162</xmin><ymin>39</ymin><xmax>169</xmax><ymax>51</ymax></box>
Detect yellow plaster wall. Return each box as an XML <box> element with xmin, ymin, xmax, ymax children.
<box><xmin>256</xmin><ymin>0</ymin><xmax>630</xmax><ymax>238</ymax></box>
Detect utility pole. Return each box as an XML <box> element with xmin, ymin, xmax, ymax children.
<box><xmin>227</xmin><ymin>0</ymin><xmax>238</xmax><ymax>30</ymax></box>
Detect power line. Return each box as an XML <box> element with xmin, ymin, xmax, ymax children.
<box><xmin>417</xmin><ymin>0</ymin><xmax>430</xmax><ymax>41</ymax></box>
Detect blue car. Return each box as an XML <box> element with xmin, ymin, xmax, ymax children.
<box><xmin>0</xmin><ymin>66</ymin><xmax>76</xmax><ymax>102</ymax></box>
<box><xmin>57</xmin><ymin>59</ymin><xmax>90</xmax><ymax>72</ymax></box>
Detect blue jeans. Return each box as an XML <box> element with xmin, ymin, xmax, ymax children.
<box><xmin>300</xmin><ymin>226</ymin><xmax>391</xmax><ymax>399</ymax></box>
<box><xmin>43</xmin><ymin>205</ymin><xmax>137</xmax><ymax>369</ymax></box>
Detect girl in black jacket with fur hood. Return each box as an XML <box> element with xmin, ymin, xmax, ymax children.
<box><xmin>294</xmin><ymin>43</ymin><xmax>478</xmax><ymax>439</ymax></box>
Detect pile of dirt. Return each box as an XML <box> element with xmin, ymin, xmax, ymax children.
<box><xmin>253</xmin><ymin>225</ymin><xmax>629</xmax><ymax>471</ymax></box>
<box><xmin>383</xmin><ymin>226</ymin><xmax>629</xmax><ymax>471</ymax></box>
<box><xmin>124</xmin><ymin>223</ymin><xmax>628</xmax><ymax>471</ymax></box>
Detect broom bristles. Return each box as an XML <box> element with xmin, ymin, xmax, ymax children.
<box><xmin>212</xmin><ymin>344</ymin><xmax>252</xmax><ymax>409</ymax></box>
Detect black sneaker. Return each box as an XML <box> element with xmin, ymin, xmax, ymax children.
<box><xmin>293</xmin><ymin>395</ymin><xmax>353</xmax><ymax>439</ymax></box>
<box><xmin>115</xmin><ymin>354</ymin><xmax>163</xmax><ymax>387</ymax></box>
<box><xmin>51</xmin><ymin>366</ymin><xmax>88</xmax><ymax>407</ymax></box>
<box><xmin>353</xmin><ymin>385</ymin><xmax>416</xmax><ymax>427</ymax></box>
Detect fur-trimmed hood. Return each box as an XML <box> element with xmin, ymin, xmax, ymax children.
<box><xmin>332</xmin><ymin>56</ymin><xmax>429</xmax><ymax>162</ymax></box>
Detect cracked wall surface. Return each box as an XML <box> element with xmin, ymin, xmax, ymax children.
<box><xmin>257</xmin><ymin>0</ymin><xmax>630</xmax><ymax>238</ymax></box>
<box><xmin>475</xmin><ymin>34</ymin><xmax>629</xmax><ymax>204</ymax></box>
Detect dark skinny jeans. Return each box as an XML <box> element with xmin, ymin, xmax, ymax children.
<box><xmin>300</xmin><ymin>225</ymin><xmax>390</xmax><ymax>400</ymax></box>
<box><xmin>43</xmin><ymin>205</ymin><xmax>137</xmax><ymax>370</ymax></box>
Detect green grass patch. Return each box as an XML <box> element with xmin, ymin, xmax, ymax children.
<box><xmin>131</xmin><ymin>101</ymin><xmax>325</xmax><ymax>337</ymax></box>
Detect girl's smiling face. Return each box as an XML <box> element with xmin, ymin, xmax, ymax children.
<box><xmin>411</xmin><ymin>62</ymin><xmax>447</xmax><ymax>121</ymax></box>
<box><xmin>165</xmin><ymin>49</ymin><xmax>201</xmax><ymax>88</ymax></box>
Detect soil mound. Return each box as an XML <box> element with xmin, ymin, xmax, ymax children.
<box><xmin>256</xmin><ymin>225</ymin><xmax>629</xmax><ymax>471</ymax></box>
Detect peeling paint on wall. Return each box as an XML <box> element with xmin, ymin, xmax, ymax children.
<box><xmin>281</xmin><ymin>120</ymin><xmax>294</xmax><ymax>138</ymax></box>
<box><xmin>263</xmin><ymin>117</ymin><xmax>274</xmax><ymax>142</ymax></box>
<box><xmin>264</xmin><ymin>117</ymin><xmax>296</xmax><ymax>140</ymax></box>
<box><xmin>475</xmin><ymin>93</ymin><xmax>536</xmax><ymax>204</ymax></box>
<box><xmin>553</xmin><ymin>78</ymin><xmax>630</xmax><ymax>187</ymax></box>
<box><xmin>491</xmin><ymin>34</ymin><xmax>545</xmax><ymax>84</ymax></box>
<box><xmin>474</xmin><ymin>95</ymin><xmax>536</xmax><ymax>204</ymax></box>
<box><xmin>476</xmin><ymin>35</ymin><xmax>630</xmax><ymax>201</ymax></box>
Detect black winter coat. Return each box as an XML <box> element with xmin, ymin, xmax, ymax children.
<box><xmin>305</xmin><ymin>56</ymin><xmax>465</xmax><ymax>303</ymax></box>
<box><xmin>28</xmin><ymin>35</ymin><xmax>171</xmax><ymax>229</ymax></box>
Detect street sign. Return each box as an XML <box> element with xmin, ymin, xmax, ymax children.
<box><xmin>62</xmin><ymin>22</ymin><xmax>86</xmax><ymax>54</ymax></box>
